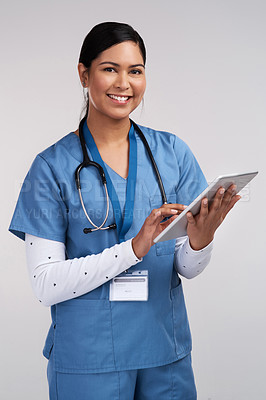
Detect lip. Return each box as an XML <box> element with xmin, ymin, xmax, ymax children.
<box><xmin>107</xmin><ymin>94</ymin><xmax>132</xmax><ymax>104</ymax></box>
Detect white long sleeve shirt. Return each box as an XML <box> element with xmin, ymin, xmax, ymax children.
<box><xmin>25</xmin><ymin>233</ymin><xmax>213</xmax><ymax>306</ymax></box>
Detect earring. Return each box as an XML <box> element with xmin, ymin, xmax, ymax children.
<box><xmin>82</xmin><ymin>81</ymin><xmax>86</xmax><ymax>87</ymax></box>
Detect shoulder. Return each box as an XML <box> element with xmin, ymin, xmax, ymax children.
<box><xmin>136</xmin><ymin>124</ymin><xmax>192</xmax><ymax>156</ymax></box>
<box><xmin>24</xmin><ymin>132</ymin><xmax>81</xmax><ymax>182</ymax></box>
<box><xmin>37</xmin><ymin>132</ymin><xmax>80</xmax><ymax>165</ymax></box>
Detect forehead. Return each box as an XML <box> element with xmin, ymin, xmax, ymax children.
<box><xmin>95</xmin><ymin>41</ymin><xmax>144</xmax><ymax>65</ymax></box>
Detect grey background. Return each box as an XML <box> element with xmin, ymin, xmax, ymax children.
<box><xmin>1</xmin><ymin>0</ymin><xmax>265</xmax><ymax>399</ymax></box>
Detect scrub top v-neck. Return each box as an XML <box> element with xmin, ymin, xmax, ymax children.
<box><xmin>104</xmin><ymin>163</ymin><xmax>127</xmax><ymax>216</ymax></box>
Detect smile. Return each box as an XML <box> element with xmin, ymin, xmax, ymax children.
<box><xmin>107</xmin><ymin>94</ymin><xmax>131</xmax><ymax>102</ymax></box>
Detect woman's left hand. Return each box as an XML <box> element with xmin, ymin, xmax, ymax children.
<box><xmin>187</xmin><ymin>184</ymin><xmax>241</xmax><ymax>250</ymax></box>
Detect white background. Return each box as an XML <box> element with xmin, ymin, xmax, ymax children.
<box><xmin>1</xmin><ymin>0</ymin><xmax>265</xmax><ymax>399</ymax></box>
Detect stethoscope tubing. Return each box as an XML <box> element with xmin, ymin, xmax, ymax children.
<box><xmin>130</xmin><ymin>120</ymin><xmax>167</xmax><ymax>205</ymax></box>
<box><xmin>75</xmin><ymin>117</ymin><xmax>168</xmax><ymax>233</ymax></box>
<box><xmin>77</xmin><ymin>183</ymin><xmax>110</xmax><ymax>231</ymax></box>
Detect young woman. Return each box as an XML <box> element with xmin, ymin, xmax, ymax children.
<box><xmin>9</xmin><ymin>22</ymin><xmax>240</xmax><ymax>400</ymax></box>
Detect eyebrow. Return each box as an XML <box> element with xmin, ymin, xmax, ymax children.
<box><xmin>99</xmin><ymin>61</ymin><xmax>145</xmax><ymax>69</ymax></box>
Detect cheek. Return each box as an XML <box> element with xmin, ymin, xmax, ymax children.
<box><xmin>131</xmin><ymin>77</ymin><xmax>146</xmax><ymax>95</ymax></box>
<box><xmin>135</xmin><ymin>80</ymin><xmax>146</xmax><ymax>99</ymax></box>
<box><xmin>90</xmin><ymin>73</ymin><xmax>114</xmax><ymax>96</ymax></box>
<box><xmin>91</xmin><ymin>77</ymin><xmax>107</xmax><ymax>94</ymax></box>
<box><xmin>88</xmin><ymin>77</ymin><xmax>112</xmax><ymax>108</ymax></box>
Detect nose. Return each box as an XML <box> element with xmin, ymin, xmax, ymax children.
<box><xmin>114</xmin><ymin>72</ymin><xmax>130</xmax><ymax>90</ymax></box>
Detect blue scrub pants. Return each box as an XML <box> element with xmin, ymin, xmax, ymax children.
<box><xmin>47</xmin><ymin>349</ymin><xmax>197</xmax><ymax>400</ymax></box>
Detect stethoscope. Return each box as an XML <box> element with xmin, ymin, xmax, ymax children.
<box><xmin>75</xmin><ymin>117</ymin><xmax>168</xmax><ymax>234</ymax></box>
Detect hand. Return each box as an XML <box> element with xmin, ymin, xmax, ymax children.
<box><xmin>132</xmin><ymin>203</ymin><xmax>186</xmax><ymax>259</ymax></box>
<box><xmin>187</xmin><ymin>184</ymin><xmax>241</xmax><ymax>250</ymax></box>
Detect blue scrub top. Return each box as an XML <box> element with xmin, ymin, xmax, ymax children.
<box><xmin>9</xmin><ymin>124</ymin><xmax>207</xmax><ymax>373</ymax></box>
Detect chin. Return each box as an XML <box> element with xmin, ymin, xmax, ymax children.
<box><xmin>104</xmin><ymin>110</ymin><xmax>136</xmax><ymax>121</ymax></box>
<box><xmin>96</xmin><ymin>103</ymin><xmax>140</xmax><ymax>121</ymax></box>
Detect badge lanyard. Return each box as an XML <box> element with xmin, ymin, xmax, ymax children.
<box><xmin>83</xmin><ymin>121</ymin><xmax>137</xmax><ymax>243</ymax></box>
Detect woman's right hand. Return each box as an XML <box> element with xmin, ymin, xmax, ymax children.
<box><xmin>132</xmin><ymin>203</ymin><xmax>186</xmax><ymax>259</ymax></box>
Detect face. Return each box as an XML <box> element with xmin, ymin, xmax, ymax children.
<box><xmin>79</xmin><ymin>41</ymin><xmax>146</xmax><ymax>121</ymax></box>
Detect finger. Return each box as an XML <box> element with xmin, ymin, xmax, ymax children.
<box><xmin>162</xmin><ymin>203</ymin><xmax>187</xmax><ymax>214</ymax></box>
<box><xmin>221</xmin><ymin>184</ymin><xmax>237</xmax><ymax>207</ymax></box>
<box><xmin>222</xmin><ymin>195</ymin><xmax>241</xmax><ymax>219</ymax></box>
<box><xmin>228</xmin><ymin>183</ymin><xmax>237</xmax><ymax>193</ymax></box>
<box><xmin>210</xmin><ymin>187</ymin><xmax>225</xmax><ymax>212</ymax></box>
<box><xmin>156</xmin><ymin>207</ymin><xmax>181</xmax><ymax>218</ymax></box>
<box><xmin>186</xmin><ymin>211</ymin><xmax>196</xmax><ymax>225</ymax></box>
<box><xmin>151</xmin><ymin>209</ymin><xmax>163</xmax><ymax>221</ymax></box>
<box><xmin>148</xmin><ymin>208</ymin><xmax>177</xmax><ymax>226</ymax></box>
<box><xmin>199</xmin><ymin>197</ymin><xmax>209</xmax><ymax>218</ymax></box>
<box><xmin>160</xmin><ymin>214</ymin><xmax>178</xmax><ymax>229</ymax></box>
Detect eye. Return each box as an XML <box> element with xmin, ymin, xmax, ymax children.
<box><xmin>130</xmin><ymin>69</ymin><xmax>142</xmax><ymax>75</ymax></box>
<box><xmin>104</xmin><ymin>67</ymin><xmax>116</xmax><ymax>73</ymax></box>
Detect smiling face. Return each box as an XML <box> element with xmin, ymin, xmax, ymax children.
<box><xmin>79</xmin><ymin>41</ymin><xmax>146</xmax><ymax>122</ymax></box>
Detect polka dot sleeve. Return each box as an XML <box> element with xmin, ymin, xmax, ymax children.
<box><xmin>174</xmin><ymin>236</ymin><xmax>214</xmax><ymax>279</ymax></box>
<box><xmin>25</xmin><ymin>234</ymin><xmax>142</xmax><ymax>306</ymax></box>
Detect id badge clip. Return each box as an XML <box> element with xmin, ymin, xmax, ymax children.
<box><xmin>109</xmin><ymin>270</ymin><xmax>148</xmax><ymax>301</ymax></box>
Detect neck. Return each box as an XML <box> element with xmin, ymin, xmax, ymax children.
<box><xmin>87</xmin><ymin>113</ymin><xmax>131</xmax><ymax>147</ymax></box>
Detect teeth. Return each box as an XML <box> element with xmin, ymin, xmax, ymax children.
<box><xmin>108</xmin><ymin>94</ymin><xmax>129</xmax><ymax>101</ymax></box>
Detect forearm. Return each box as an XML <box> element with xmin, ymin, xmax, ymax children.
<box><xmin>174</xmin><ymin>236</ymin><xmax>213</xmax><ymax>279</ymax></box>
<box><xmin>25</xmin><ymin>234</ymin><xmax>141</xmax><ymax>306</ymax></box>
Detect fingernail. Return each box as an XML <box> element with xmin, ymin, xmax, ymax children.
<box><xmin>170</xmin><ymin>209</ymin><xmax>178</xmax><ymax>213</ymax></box>
<box><xmin>219</xmin><ymin>188</ymin><xmax>225</xmax><ymax>195</ymax></box>
<box><xmin>155</xmin><ymin>211</ymin><xmax>161</xmax><ymax>216</ymax></box>
<box><xmin>203</xmin><ymin>198</ymin><xmax>208</xmax><ymax>205</ymax></box>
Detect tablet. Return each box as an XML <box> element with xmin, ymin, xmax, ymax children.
<box><xmin>153</xmin><ymin>171</ymin><xmax>258</xmax><ymax>243</ymax></box>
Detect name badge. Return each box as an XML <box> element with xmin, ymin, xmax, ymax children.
<box><xmin>109</xmin><ymin>270</ymin><xmax>148</xmax><ymax>301</ymax></box>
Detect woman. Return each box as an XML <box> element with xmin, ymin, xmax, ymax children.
<box><xmin>9</xmin><ymin>22</ymin><xmax>240</xmax><ymax>399</ymax></box>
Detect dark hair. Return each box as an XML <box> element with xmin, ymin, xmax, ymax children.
<box><xmin>79</xmin><ymin>22</ymin><xmax>146</xmax><ymax>121</ymax></box>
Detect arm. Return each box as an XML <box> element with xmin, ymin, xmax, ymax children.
<box><xmin>25</xmin><ymin>233</ymin><xmax>141</xmax><ymax>307</ymax></box>
<box><xmin>174</xmin><ymin>236</ymin><xmax>213</xmax><ymax>279</ymax></box>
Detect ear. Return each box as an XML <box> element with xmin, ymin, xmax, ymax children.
<box><xmin>78</xmin><ymin>63</ymin><xmax>89</xmax><ymax>87</ymax></box>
